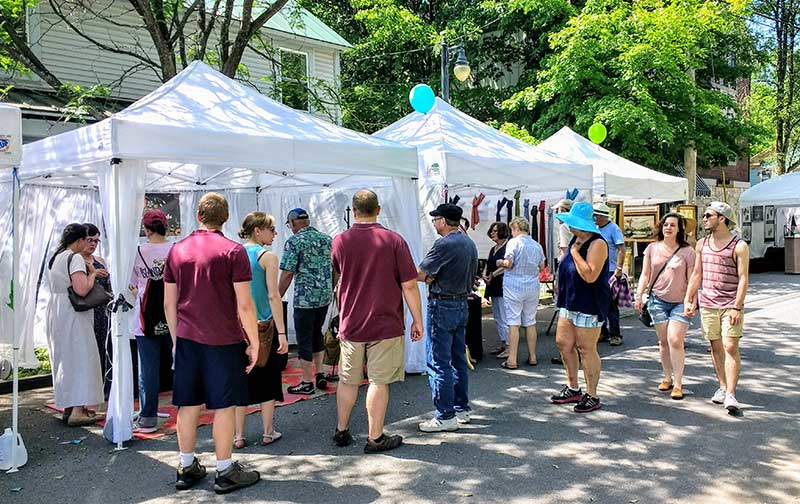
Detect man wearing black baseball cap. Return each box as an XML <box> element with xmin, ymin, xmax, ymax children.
<box><xmin>417</xmin><ymin>203</ymin><xmax>478</xmax><ymax>432</ymax></box>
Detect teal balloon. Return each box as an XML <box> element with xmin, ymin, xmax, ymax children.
<box><xmin>409</xmin><ymin>84</ymin><xmax>436</xmax><ymax>113</ymax></box>
<box><xmin>588</xmin><ymin>123</ymin><xmax>607</xmax><ymax>144</ymax></box>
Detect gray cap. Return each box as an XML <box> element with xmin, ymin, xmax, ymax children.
<box><xmin>706</xmin><ymin>201</ymin><xmax>735</xmax><ymax>226</ymax></box>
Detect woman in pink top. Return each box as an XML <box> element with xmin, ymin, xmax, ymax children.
<box><xmin>634</xmin><ymin>213</ymin><xmax>696</xmax><ymax>400</ymax></box>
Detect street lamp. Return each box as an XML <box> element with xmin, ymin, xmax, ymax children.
<box><xmin>441</xmin><ymin>37</ymin><xmax>471</xmax><ymax>103</ymax></box>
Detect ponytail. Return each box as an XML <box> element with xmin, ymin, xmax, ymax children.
<box><xmin>48</xmin><ymin>223</ymin><xmax>88</xmax><ymax>269</ymax></box>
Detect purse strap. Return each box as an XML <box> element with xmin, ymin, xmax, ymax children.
<box><xmin>137</xmin><ymin>245</ymin><xmax>156</xmax><ymax>278</ymax></box>
<box><xmin>647</xmin><ymin>245</ymin><xmax>681</xmax><ymax>296</ymax></box>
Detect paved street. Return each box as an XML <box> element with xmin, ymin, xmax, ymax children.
<box><xmin>1</xmin><ymin>272</ymin><xmax>799</xmax><ymax>503</ymax></box>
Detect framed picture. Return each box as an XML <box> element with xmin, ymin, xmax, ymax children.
<box><xmin>765</xmin><ymin>205</ymin><xmax>776</xmax><ymax>223</ymax></box>
<box><xmin>765</xmin><ymin>222</ymin><xmax>775</xmax><ymax>241</ymax></box>
<box><xmin>741</xmin><ymin>206</ymin><xmax>751</xmax><ymax>224</ymax></box>
<box><xmin>752</xmin><ymin>205</ymin><xmax>764</xmax><ymax>223</ymax></box>
<box><xmin>677</xmin><ymin>204</ymin><xmax>697</xmax><ymax>222</ymax></box>
<box><xmin>607</xmin><ymin>201</ymin><xmax>624</xmax><ymax>229</ymax></box>
<box><xmin>623</xmin><ymin>210</ymin><xmax>659</xmax><ymax>241</ymax></box>
<box><xmin>142</xmin><ymin>193</ymin><xmax>181</xmax><ymax>237</ymax></box>
<box><xmin>741</xmin><ymin>223</ymin><xmax>751</xmax><ymax>242</ymax></box>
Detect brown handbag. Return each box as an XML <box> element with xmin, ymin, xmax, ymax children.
<box><xmin>255</xmin><ymin>319</ymin><xmax>275</xmax><ymax>368</ymax></box>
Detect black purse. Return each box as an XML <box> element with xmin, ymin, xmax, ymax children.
<box><xmin>66</xmin><ymin>253</ymin><xmax>113</xmax><ymax>312</ymax></box>
<box><xmin>639</xmin><ymin>247</ymin><xmax>680</xmax><ymax>328</ymax></box>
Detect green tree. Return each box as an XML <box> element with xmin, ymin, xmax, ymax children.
<box><xmin>503</xmin><ymin>0</ymin><xmax>758</xmax><ymax>171</ymax></box>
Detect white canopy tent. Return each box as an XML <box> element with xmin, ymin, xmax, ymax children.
<box><xmin>0</xmin><ymin>62</ymin><xmax>425</xmax><ymax>449</ymax></box>
<box><xmin>374</xmin><ymin>98</ymin><xmax>594</xmax><ymax>256</ymax></box>
<box><xmin>535</xmin><ymin>126</ymin><xmax>688</xmax><ymax>203</ymax></box>
<box><xmin>739</xmin><ymin>171</ymin><xmax>800</xmax><ymax>258</ymax></box>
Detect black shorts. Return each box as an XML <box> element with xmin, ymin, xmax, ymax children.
<box><xmin>294</xmin><ymin>305</ymin><xmax>329</xmax><ymax>361</ymax></box>
<box><xmin>172</xmin><ymin>338</ymin><xmax>249</xmax><ymax>409</ymax></box>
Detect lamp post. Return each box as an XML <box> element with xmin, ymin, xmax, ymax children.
<box><xmin>440</xmin><ymin>37</ymin><xmax>471</xmax><ymax>103</ymax></box>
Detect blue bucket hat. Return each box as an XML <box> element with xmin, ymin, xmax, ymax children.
<box><xmin>555</xmin><ymin>201</ymin><xmax>600</xmax><ymax>233</ymax></box>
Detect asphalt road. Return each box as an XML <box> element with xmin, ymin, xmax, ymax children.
<box><xmin>1</xmin><ymin>272</ymin><xmax>799</xmax><ymax>503</ymax></box>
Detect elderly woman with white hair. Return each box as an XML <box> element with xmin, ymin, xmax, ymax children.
<box><xmin>496</xmin><ymin>216</ymin><xmax>546</xmax><ymax>369</ymax></box>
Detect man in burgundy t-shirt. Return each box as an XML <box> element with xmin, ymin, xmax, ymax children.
<box><xmin>330</xmin><ymin>189</ymin><xmax>423</xmax><ymax>453</ymax></box>
<box><xmin>163</xmin><ymin>192</ymin><xmax>261</xmax><ymax>493</ymax></box>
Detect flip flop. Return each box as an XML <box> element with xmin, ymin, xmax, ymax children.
<box><xmin>500</xmin><ymin>361</ymin><xmax>518</xmax><ymax>370</ymax></box>
<box><xmin>526</xmin><ymin>360</ymin><xmax>539</xmax><ymax>366</ymax></box>
<box><xmin>233</xmin><ymin>436</ymin><xmax>246</xmax><ymax>449</ymax></box>
<box><xmin>261</xmin><ymin>430</ymin><xmax>282</xmax><ymax>445</ymax></box>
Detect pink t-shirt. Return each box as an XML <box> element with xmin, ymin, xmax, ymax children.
<box><xmin>163</xmin><ymin>229</ymin><xmax>252</xmax><ymax>346</ymax></box>
<box><xmin>129</xmin><ymin>241</ymin><xmax>173</xmax><ymax>336</ymax></box>
<box><xmin>644</xmin><ymin>242</ymin><xmax>696</xmax><ymax>303</ymax></box>
<box><xmin>332</xmin><ymin>223</ymin><xmax>418</xmax><ymax>343</ymax></box>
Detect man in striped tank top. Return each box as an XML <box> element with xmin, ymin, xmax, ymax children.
<box><xmin>684</xmin><ymin>202</ymin><xmax>750</xmax><ymax>413</ymax></box>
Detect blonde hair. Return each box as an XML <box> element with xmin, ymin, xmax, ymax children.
<box><xmin>239</xmin><ymin>212</ymin><xmax>275</xmax><ymax>239</ymax></box>
<box><xmin>509</xmin><ymin>216</ymin><xmax>529</xmax><ymax>233</ymax></box>
<box><xmin>197</xmin><ymin>192</ymin><xmax>229</xmax><ymax>226</ymax></box>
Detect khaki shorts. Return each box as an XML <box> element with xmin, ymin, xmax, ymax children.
<box><xmin>700</xmin><ymin>308</ymin><xmax>744</xmax><ymax>341</ymax></box>
<box><xmin>339</xmin><ymin>335</ymin><xmax>405</xmax><ymax>386</ymax></box>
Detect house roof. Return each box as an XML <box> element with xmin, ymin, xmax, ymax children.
<box><xmin>673</xmin><ymin>165</ymin><xmax>712</xmax><ymax>197</ymax></box>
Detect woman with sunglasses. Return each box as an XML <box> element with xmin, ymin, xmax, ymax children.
<box><xmin>81</xmin><ymin>223</ymin><xmax>112</xmax><ymax>401</ymax></box>
<box><xmin>484</xmin><ymin>222</ymin><xmax>510</xmax><ymax>358</ymax></box>
<box><xmin>635</xmin><ymin>213</ymin><xmax>696</xmax><ymax>399</ymax></box>
<box><xmin>234</xmin><ymin>212</ymin><xmax>289</xmax><ymax>448</ymax></box>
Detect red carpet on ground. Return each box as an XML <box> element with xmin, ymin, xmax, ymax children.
<box><xmin>47</xmin><ymin>358</ymin><xmax>341</xmax><ymax>440</ymax></box>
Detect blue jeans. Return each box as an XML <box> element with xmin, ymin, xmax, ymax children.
<box><xmin>426</xmin><ymin>299</ymin><xmax>470</xmax><ymax>420</ymax></box>
<box><xmin>136</xmin><ymin>334</ymin><xmax>172</xmax><ymax>423</ymax></box>
<box><xmin>602</xmin><ymin>298</ymin><xmax>621</xmax><ymax>337</ymax></box>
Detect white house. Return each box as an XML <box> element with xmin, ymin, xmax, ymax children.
<box><xmin>1</xmin><ymin>0</ymin><xmax>351</xmax><ymax>142</ymax></box>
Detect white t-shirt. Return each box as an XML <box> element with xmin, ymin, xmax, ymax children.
<box><xmin>49</xmin><ymin>250</ymin><xmax>87</xmax><ymax>294</ymax></box>
<box><xmin>129</xmin><ymin>241</ymin><xmax>173</xmax><ymax>336</ymax></box>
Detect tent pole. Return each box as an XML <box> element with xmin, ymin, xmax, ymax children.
<box><xmin>110</xmin><ymin>159</ymin><xmax>127</xmax><ymax>451</ymax></box>
<box><xmin>8</xmin><ymin>167</ymin><xmax>23</xmax><ymax>473</ymax></box>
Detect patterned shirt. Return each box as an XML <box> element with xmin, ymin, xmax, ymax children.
<box><xmin>503</xmin><ymin>234</ymin><xmax>546</xmax><ymax>296</ymax></box>
<box><xmin>280</xmin><ymin>226</ymin><xmax>333</xmax><ymax>309</ymax></box>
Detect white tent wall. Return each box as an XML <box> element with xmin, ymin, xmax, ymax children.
<box><xmin>178</xmin><ymin>188</ymin><xmax>260</xmax><ymax>240</ymax></box>
<box><xmin>0</xmin><ymin>184</ymin><xmax>103</xmax><ymax>367</ymax></box>
<box><xmin>258</xmin><ymin>177</ymin><xmax>428</xmax><ymax>373</ymax></box>
<box><xmin>739</xmin><ymin>171</ymin><xmax>800</xmax><ymax>258</ymax></box>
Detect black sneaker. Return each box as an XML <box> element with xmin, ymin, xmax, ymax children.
<box><xmin>287</xmin><ymin>381</ymin><xmax>315</xmax><ymax>395</ymax></box>
<box><xmin>213</xmin><ymin>461</ymin><xmax>260</xmax><ymax>494</ymax></box>
<box><xmin>550</xmin><ymin>385</ymin><xmax>583</xmax><ymax>404</ymax></box>
<box><xmin>175</xmin><ymin>457</ymin><xmax>207</xmax><ymax>491</ymax></box>
<box><xmin>315</xmin><ymin>373</ymin><xmax>328</xmax><ymax>390</ymax></box>
<box><xmin>550</xmin><ymin>355</ymin><xmax>563</xmax><ymax>365</ymax></box>
<box><xmin>609</xmin><ymin>335</ymin><xmax>623</xmax><ymax>346</ymax></box>
<box><xmin>573</xmin><ymin>393</ymin><xmax>602</xmax><ymax>413</ymax></box>
<box><xmin>364</xmin><ymin>433</ymin><xmax>403</xmax><ymax>454</ymax></box>
<box><xmin>333</xmin><ymin>428</ymin><xmax>354</xmax><ymax>447</ymax></box>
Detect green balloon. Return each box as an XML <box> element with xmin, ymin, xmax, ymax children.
<box><xmin>588</xmin><ymin>123</ymin><xmax>607</xmax><ymax>144</ymax></box>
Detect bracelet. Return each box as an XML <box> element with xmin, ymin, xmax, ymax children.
<box><xmin>278</xmin><ymin>332</ymin><xmax>286</xmax><ymax>335</ymax></box>
<box><xmin>730</xmin><ymin>307</ymin><xmax>742</xmax><ymax>312</ymax></box>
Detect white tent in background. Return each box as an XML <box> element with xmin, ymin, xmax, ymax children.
<box><xmin>0</xmin><ymin>61</ymin><xmax>424</xmax><ymax>449</ymax></box>
<box><xmin>535</xmin><ymin>126</ymin><xmax>688</xmax><ymax>203</ymax></box>
<box><xmin>374</xmin><ymin>98</ymin><xmax>593</xmax><ymax>254</ymax></box>
<box><xmin>739</xmin><ymin>171</ymin><xmax>800</xmax><ymax>258</ymax></box>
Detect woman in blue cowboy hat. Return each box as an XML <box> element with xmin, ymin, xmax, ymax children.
<box><xmin>549</xmin><ymin>202</ymin><xmax>611</xmax><ymax>413</ymax></box>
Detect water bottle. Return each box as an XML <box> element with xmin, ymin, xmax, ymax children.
<box><xmin>0</xmin><ymin>427</ymin><xmax>28</xmax><ymax>470</ymax></box>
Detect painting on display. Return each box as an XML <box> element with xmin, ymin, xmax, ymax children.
<box><xmin>741</xmin><ymin>206</ymin><xmax>751</xmax><ymax>224</ymax></box>
<box><xmin>142</xmin><ymin>193</ymin><xmax>181</xmax><ymax>237</ymax></box>
<box><xmin>765</xmin><ymin>205</ymin><xmax>776</xmax><ymax>223</ymax></box>
<box><xmin>607</xmin><ymin>201</ymin><xmax>624</xmax><ymax>229</ymax></box>
<box><xmin>623</xmin><ymin>210</ymin><xmax>659</xmax><ymax>241</ymax></box>
<box><xmin>752</xmin><ymin>205</ymin><xmax>764</xmax><ymax>223</ymax></box>
<box><xmin>741</xmin><ymin>223</ymin><xmax>752</xmax><ymax>242</ymax></box>
<box><xmin>765</xmin><ymin>222</ymin><xmax>775</xmax><ymax>242</ymax></box>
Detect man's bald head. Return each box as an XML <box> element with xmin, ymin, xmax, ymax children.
<box><xmin>353</xmin><ymin>189</ymin><xmax>380</xmax><ymax>217</ymax></box>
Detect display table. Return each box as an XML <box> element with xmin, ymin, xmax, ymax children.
<box><xmin>786</xmin><ymin>237</ymin><xmax>800</xmax><ymax>274</ymax></box>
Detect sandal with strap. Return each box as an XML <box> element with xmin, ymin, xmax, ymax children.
<box><xmin>261</xmin><ymin>430</ymin><xmax>282</xmax><ymax>445</ymax></box>
<box><xmin>500</xmin><ymin>361</ymin><xmax>518</xmax><ymax>370</ymax></box>
<box><xmin>233</xmin><ymin>436</ymin><xmax>246</xmax><ymax>449</ymax></box>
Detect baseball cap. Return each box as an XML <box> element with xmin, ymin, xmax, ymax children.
<box><xmin>429</xmin><ymin>203</ymin><xmax>463</xmax><ymax>222</ymax></box>
<box><xmin>286</xmin><ymin>208</ymin><xmax>309</xmax><ymax>223</ymax></box>
<box><xmin>706</xmin><ymin>201</ymin><xmax>735</xmax><ymax>226</ymax></box>
<box><xmin>142</xmin><ymin>209</ymin><xmax>168</xmax><ymax>228</ymax></box>
<box><xmin>593</xmin><ymin>202</ymin><xmax>612</xmax><ymax>218</ymax></box>
<box><xmin>551</xmin><ymin>199</ymin><xmax>574</xmax><ymax>211</ymax></box>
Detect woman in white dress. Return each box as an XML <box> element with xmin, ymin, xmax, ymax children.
<box><xmin>47</xmin><ymin>223</ymin><xmax>104</xmax><ymax>426</ymax></box>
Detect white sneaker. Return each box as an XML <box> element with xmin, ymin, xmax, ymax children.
<box><xmin>418</xmin><ymin>417</ymin><xmax>459</xmax><ymax>432</ymax></box>
<box><xmin>455</xmin><ymin>411</ymin><xmax>471</xmax><ymax>424</ymax></box>
<box><xmin>724</xmin><ymin>393</ymin><xmax>740</xmax><ymax>412</ymax></box>
<box><xmin>711</xmin><ymin>388</ymin><xmax>726</xmax><ymax>404</ymax></box>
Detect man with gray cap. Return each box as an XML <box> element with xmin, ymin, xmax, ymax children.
<box><xmin>594</xmin><ymin>202</ymin><xmax>626</xmax><ymax>346</ymax></box>
<box><xmin>417</xmin><ymin>203</ymin><xmax>479</xmax><ymax>432</ymax></box>
<box><xmin>684</xmin><ymin>201</ymin><xmax>749</xmax><ymax>412</ymax></box>
<box><xmin>552</xmin><ymin>199</ymin><xmax>574</xmax><ymax>261</ymax></box>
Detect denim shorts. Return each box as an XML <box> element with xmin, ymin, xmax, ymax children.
<box><xmin>558</xmin><ymin>308</ymin><xmax>601</xmax><ymax>329</ymax></box>
<box><xmin>647</xmin><ymin>295</ymin><xmax>689</xmax><ymax>325</ymax></box>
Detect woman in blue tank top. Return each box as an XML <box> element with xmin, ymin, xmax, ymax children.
<box><xmin>233</xmin><ymin>212</ymin><xmax>289</xmax><ymax>448</ymax></box>
<box><xmin>550</xmin><ymin>202</ymin><xmax>611</xmax><ymax>413</ymax></box>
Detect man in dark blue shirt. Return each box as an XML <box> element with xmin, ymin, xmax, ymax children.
<box><xmin>417</xmin><ymin>203</ymin><xmax>479</xmax><ymax>432</ymax></box>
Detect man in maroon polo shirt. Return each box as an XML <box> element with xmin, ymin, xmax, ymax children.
<box><xmin>331</xmin><ymin>189</ymin><xmax>424</xmax><ymax>453</ymax></box>
<box><xmin>163</xmin><ymin>192</ymin><xmax>260</xmax><ymax>494</ymax></box>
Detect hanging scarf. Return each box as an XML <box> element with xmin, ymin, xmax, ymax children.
<box><xmin>471</xmin><ymin>193</ymin><xmax>485</xmax><ymax>230</ymax></box>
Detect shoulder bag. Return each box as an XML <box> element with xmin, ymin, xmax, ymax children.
<box><xmin>66</xmin><ymin>253</ymin><xmax>113</xmax><ymax>312</ymax></box>
<box><xmin>254</xmin><ymin>249</ymin><xmax>275</xmax><ymax>368</ymax></box>
<box><xmin>638</xmin><ymin>246</ymin><xmax>681</xmax><ymax>328</ymax></box>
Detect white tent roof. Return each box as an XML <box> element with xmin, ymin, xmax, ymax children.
<box><xmin>19</xmin><ymin>61</ymin><xmax>418</xmax><ymax>189</ymax></box>
<box><xmin>374</xmin><ymin>98</ymin><xmax>593</xmax><ymax>193</ymax></box>
<box><xmin>535</xmin><ymin>126</ymin><xmax>688</xmax><ymax>202</ymax></box>
<box><xmin>740</xmin><ymin>171</ymin><xmax>800</xmax><ymax>207</ymax></box>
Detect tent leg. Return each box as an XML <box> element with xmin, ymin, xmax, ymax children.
<box><xmin>111</xmin><ymin>160</ymin><xmax>127</xmax><ymax>452</ymax></box>
<box><xmin>8</xmin><ymin>166</ymin><xmax>25</xmax><ymax>473</ymax></box>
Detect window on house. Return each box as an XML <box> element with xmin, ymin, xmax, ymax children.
<box><xmin>279</xmin><ymin>49</ymin><xmax>309</xmax><ymax>111</ymax></box>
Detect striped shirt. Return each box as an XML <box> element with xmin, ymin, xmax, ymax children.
<box><xmin>503</xmin><ymin>235</ymin><xmax>545</xmax><ymax>296</ymax></box>
<box><xmin>699</xmin><ymin>236</ymin><xmax>740</xmax><ymax>309</ymax></box>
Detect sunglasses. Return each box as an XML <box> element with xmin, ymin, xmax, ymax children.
<box><xmin>702</xmin><ymin>213</ymin><xmax>717</xmax><ymax>219</ymax></box>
